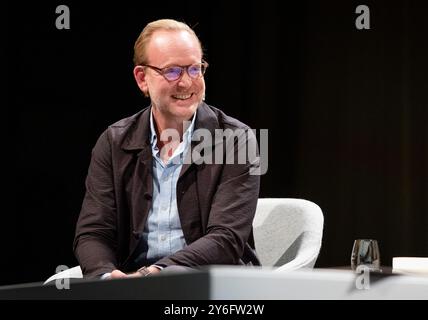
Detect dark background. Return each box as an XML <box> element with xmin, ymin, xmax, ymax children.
<box><xmin>5</xmin><ymin>0</ymin><xmax>427</xmax><ymax>285</ymax></box>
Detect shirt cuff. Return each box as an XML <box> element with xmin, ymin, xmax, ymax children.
<box><xmin>100</xmin><ymin>273</ymin><xmax>111</xmax><ymax>280</ymax></box>
<box><xmin>151</xmin><ymin>264</ymin><xmax>164</xmax><ymax>270</ymax></box>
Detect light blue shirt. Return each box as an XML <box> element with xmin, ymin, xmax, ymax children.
<box><xmin>102</xmin><ymin>110</ymin><xmax>196</xmax><ymax>278</ymax></box>
<box><xmin>141</xmin><ymin>110</ymin><xmax>196</xmax><ymax>264</ymax></box>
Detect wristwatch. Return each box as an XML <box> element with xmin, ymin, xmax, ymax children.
<box><xmin>137</xmin><ymin>266</ymin><xmax>152</xmax><ymax>276</ymax></box>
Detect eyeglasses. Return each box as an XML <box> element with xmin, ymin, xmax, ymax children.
<box><xmin>141</xmin><ymin>60</ymin><xmax>209</xmax><ymax>82</ymax></box>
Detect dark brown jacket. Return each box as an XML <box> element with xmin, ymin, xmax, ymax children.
<box><xmin>73</xmin><ymin>103</ymin><xmax>260</xmax><ymax>277</ymax></box>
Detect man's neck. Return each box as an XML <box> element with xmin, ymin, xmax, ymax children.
<box><xmin>152</xmin><ymin>108</ymin><xmax>193</xmax><ymax>159</ymax></box>
<box><xmin>153</xmin><ymin>114</ymin><xmax>184</xmax><ymax>140</ymax></box>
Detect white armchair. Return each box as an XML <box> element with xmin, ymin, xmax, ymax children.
<box><xmin>44</xmin><ymin>266</ymin><xmax>83</xmax><ymax>285</ymax></box>
<box><xmin>252</xmin><ymin>198</ymin><xmax>324</xmax><ymax>271</ymax></box>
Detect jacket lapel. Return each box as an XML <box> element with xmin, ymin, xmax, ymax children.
<box><xmin>120</xmin><ymin>107</ymin><xmax>153</xmax><ymax>252</ymax></box>
<box><xmin>179</xmin><ymin>102</ymin><xmax>219</xmax><ymax>179</ymax></box>
<box><xmin>178</xmin><ymin>103</ymin><xmax>220</xmax><ymax>237</ymax></box>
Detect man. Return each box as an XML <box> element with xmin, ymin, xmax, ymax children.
<box><xmin>73</xmin><ymin>19</ymin><xmax>260</xmax><ymax>279</ymax></box>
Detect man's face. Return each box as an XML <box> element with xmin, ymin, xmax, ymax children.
<box><xmin>137</xmin><ymin>30</ymin><xmax>205</xmax><ymax>122</ymax></box>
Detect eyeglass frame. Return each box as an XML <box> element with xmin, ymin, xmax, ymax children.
<box><xmin>140</xmin><ymin>60</ymin><xmax>209</xmax><ymax>82</ymax></box>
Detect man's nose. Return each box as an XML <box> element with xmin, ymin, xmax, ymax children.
<box><xmin>177</xmin><ymin>70</ymin><xmax>193</xmax><ymax>87</ymax></box>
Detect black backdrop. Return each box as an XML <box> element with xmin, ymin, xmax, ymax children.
<box><xmin>5</xmin><ymin>0</ymin><xmax>427</xmax><ymax>285</ymax></box>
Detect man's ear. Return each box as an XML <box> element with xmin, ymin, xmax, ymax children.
<box><xmin>133</xmin><ymin>66</ymin><xmax>149</xmax><ymax>97</ymax></box>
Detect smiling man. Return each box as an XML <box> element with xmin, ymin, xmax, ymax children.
<box><xmin>73</xmin><ymin>19</ymin><xmax>260</xmax><ymax>279</ymax></box>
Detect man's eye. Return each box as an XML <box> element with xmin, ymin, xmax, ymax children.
<box><xmin>188</xmin><ymin>65</ymin><xmax>201</xmax><ymax>75</ymax></box>
<box><xmin>164</xmin><ymin>67</ymin><xmax>181</xmax><ymax>76</ymax></box>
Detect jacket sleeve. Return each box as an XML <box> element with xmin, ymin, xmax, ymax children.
<box><xmin>156</xmin><ymin>128</ymin><xmax>261</xmax><ymax>267</ymax></box>
<box><xmin>73</xmin><ymin>130</ymin><xmax>118</xmax><ymax>278</ymax></box>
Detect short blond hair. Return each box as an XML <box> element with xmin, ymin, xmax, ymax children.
<box><xmin>133</xmin><ymin>19</ymin><xmax>203</xmax><ymax>66</ymax></box>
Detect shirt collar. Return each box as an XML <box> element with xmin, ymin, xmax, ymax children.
<box><xmin>149</xmin><ymin>108</ymin><xmax>196</xmax><ymax>152</ymax></box>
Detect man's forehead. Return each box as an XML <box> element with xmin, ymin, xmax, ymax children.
<box><xmin>147</xmin><ymin>30</ymin><xmax>202</xmax><ymax>61</ymax></box>
<box><xmin>150</xmin><ymin>30</ymin><xmax>199</xmax><ymax>48</ymax></box>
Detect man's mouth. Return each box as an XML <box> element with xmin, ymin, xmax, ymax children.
<box><xmin>172</xmin><ymin>93</ymin><xmax>193</xmax><ymax>100</ymax></box>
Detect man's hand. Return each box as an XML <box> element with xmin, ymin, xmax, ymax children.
<box><xmin>110</xmin><ymin>269</ymin><xmax>134</xmax><ymax>279</ymax></box>
<box><xmin>109</xmin><ymin>266</ymin><xmax>161</xmax><ymax>279</ymax></box>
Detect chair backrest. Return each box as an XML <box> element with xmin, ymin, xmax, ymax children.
<box><xmin>252</xmin><ymin>198</ymin><xmax>324</xmax><ymax>271</ymax></box>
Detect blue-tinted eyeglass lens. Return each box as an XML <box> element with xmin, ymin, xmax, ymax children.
<box><xmin>163</xmin><ymin>67</ymin><xmax>183</xmax><ymax>80</ymax></box>
<box><xmin>188</xmin><ymin>65</ymin><xmax>202</xmax><ymax>78</ymax></box>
